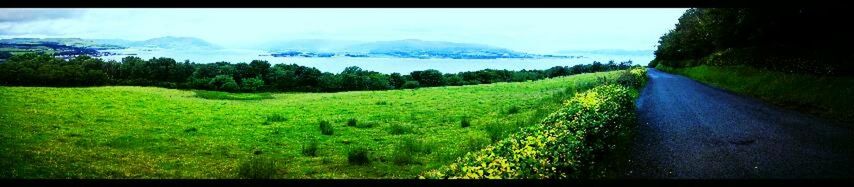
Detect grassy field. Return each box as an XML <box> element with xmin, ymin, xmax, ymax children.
<box><xmin>0</xmin><ymin>47</ymin><xmax>56</xmax><ymax>55</ymax></box>
<box><xmin>656</xmin><ymin>64</ymin><xmax>854</xmax><ymax>125</ymax></box>
<box><xmin>0</xmin><ymin>71</ymin><xmax>622</xmax><ymax>179</ymax></box>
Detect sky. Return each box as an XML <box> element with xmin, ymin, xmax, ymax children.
<box><xmin>0</xmin><ymin>8</ymin><xmax>686</xmax><ymax>53</ymax></box>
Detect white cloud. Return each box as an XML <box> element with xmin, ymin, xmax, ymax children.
<box><xmin>0</xmin><ymin>8</ymin><xmax>83</xmax><ymax>22</ymax></box>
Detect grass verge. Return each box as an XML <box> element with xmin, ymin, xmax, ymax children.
<box><xmin>656</xmin><ymin>64</ymin><xmax>854</xmax><ymax>125</ymax></box>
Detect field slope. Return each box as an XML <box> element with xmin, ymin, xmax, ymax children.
<box><xmin>1</xmin><ymin>71</ymin><xmax>621</xmax><ymax>179</ymax></box>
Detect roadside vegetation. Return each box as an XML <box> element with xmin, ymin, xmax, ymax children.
<box><xmin>422</xmin><ymin>67</ymin><xmax>647</xmax><ymax>179</ymax></box>
<box><xmin>649</xmin><ymin>8</ymin><xmax>851</xmax><ymax>75</ymax></box>
<box><xmin>649</xmin><ymin>8</ymin><xmax>853</xmax><ymax>124</ymax></box>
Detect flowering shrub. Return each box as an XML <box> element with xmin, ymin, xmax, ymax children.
<box><xmin>630</xmin><ymin>68</ymin><xmax>648</xmax><ymax>84</ymax></box>
<box><xmin>421</xmin><ymin>84</ymin><xmax>640</xmax><ymax>179</ymax></box>
<box><xmin>617</xmin><ymin>67</ymin><xmax>648</xmax><ymax>89</ymax></box>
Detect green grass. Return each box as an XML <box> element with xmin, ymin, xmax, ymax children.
<box><xmin>0</xmin><ymin>71</ymin><xmax>622</xmax><ymax>179</ymax></box>
<box><xmin>657</xmin><ymin>64</ymin><xmax>854</xmax><ymax>125</ymax></box>
<box><xmin>0</xmin><ymin>47</ymin><xmax>56</xmax><ymax>55</ymax></box>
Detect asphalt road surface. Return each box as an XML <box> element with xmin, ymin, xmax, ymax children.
<box><xmin>625</xmin><ymin>68</ymin><xmax>854</xmax><ymax>179</ymax></box>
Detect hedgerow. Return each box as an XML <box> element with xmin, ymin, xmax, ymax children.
<box><xmin>420</xmin><ymin>83</ymin><xmax>640</xmax><ymax>179</ymax></box>
<box><xmin>616</xmin><ymin>68</ymin><xmax>648</xmax><ymax>89</ymax></box>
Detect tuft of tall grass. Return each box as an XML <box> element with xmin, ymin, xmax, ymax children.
<box><xmin>319</xmin><ymin>120</ymin><xmax>334</xmax><ymax>135</ymax></box>
<box><xmin>238</xmin><ymin>156</ymin><xmax>277</xmax><ymax>179</ymax></box>
<box><xmin>484</xmin><ymin>122</ymin><xmax>510</xmax><ymax>143</ymax></box>
<box><xmin>460</xmin><ymin>116</ymin><xmax>471</xmax><ymax>128</ymax></box>
<box><xmin>506</xmin><ymin>105</ymin><xmax>521</xmax><ymax>114</ymax></box>
<box><xmin>183</xmin><ymin>127</ymin><xmax>198</xmax><ymax>133</ymax></box>
<box><xmin>388</xmin><ymin>123</ymin><xmax>413</xmax><ymax>135</ymax></box>
<box><xmin>267</xmin><ymin>114</ymin><xmax>288</xmax><ymax>123</ymax></box>
<box><xmin>346</xmin><ymin>118</ymin><xmax>358</xmax><ymax>127</ymax></box>
<box><xmin>347</xmin><ymin>146</ymin><xmax>371</xmax><ymax>165</ymax></box>
<box><xmin>302</xmin><ymin>139</ymin><xmax>319</xmax><ymax>157</ymax></box>
<box><xmin>464</xmin><ymin>135</ymin><xmax>490</xmax><ymax>152</ymax></box>
<box><xmin>391</xmin><ymin>137</ymin><xmax>434</xmax><ymax>165</ymax></box>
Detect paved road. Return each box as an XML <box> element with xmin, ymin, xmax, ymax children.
<box><xmin>625</xmin><ymin>68</ymin><xmax>854</xmax><ymax>179</ymax></box>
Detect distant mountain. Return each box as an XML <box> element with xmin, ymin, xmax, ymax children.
<box><xmin>262</xmin><ymin>39</ymin><xmax>361</xmax><ymax>52</ymax></box>
<box><xmin>128</xmin><ymin>36</ymin><xmax>220</xmax><ymax>50</ymax></box>
<box><xmin>348</xmin><ymin>39</ymin><xmax>544</xmax><ymax>59</ymax></box>
<box><xmin>1</xmin><ymin>36</ymin><xmax>221</xmax><ymax>50</ymax></box>
<box><xmin>1</xmin><ymin>38</ymin><xmax>125</xmax><ymax>50</ymax></box>
<box><xmin>267</xmin><ymin>39</ymin><xmax>544</xmax><ymax>59</ymax></box>
<box><xmin>557</xmin><ymin>49</ymin><xmax>655</xmax><ymax>56</ymax></box>
<box><xmin>90</xmin><ymin>39</ymin><xmax>136</xmax><ymax>48</ymax></box>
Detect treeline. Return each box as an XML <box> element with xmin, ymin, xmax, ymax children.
<box><xmin>651</xmin><ymin>8</ymin><xmax>854</xmax><ymax>75</ymax></box>
<box><xmin>0</xmin><ymin>53</ymin><xmax>638</xmax><ymax>92</ymax></box>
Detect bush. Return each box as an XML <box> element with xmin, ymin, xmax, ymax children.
<box><xmin>238</xmin><ymin>156</ymin><xmax>277</xmax><ymax>179</ymax></box>
<box><xmin>507</xmin><ymin>106</ymin><xmax>520</xmax><ymax>114</ymax></box>
<box><xmin>388</xmin><ymin>123</ymin><xmax>413</xmax><ymax>135</ymax></box>
<box><xmin>402</xmin><ymin>81</ymin><xmax>420</xmax><ymax>89</ymax></box>
<box><xmin>460</xmin><ymin>116</ymin><xmax>471</xmax><ymax>128</ymax></box>
<box><xmin>347</xmin><ymin>146</ymin><xmax>371</xmax><ymax>165</ymax></box>
<box><xmin>188</xmin><ymin>77</ymin><xmax>213</xmax><ymax>89</ymax></box>
<box><xmin>267</xmin><ymin>114</ymin><xmax>288</xmax><ymax>123</ymax></box>
<box><xmin>221</xmin><ymin>81</ymin><xmax>239</xmax><ymax>91</ymax></box>
<box><xmin>615</xmin><ymin>67</ymin><xmax>648</xmax><ymax>89</ymax></box>
<box><xmin>347</xmin><ymin>118</ymin><xmax>358</xmax><ymax>127</ymax></box>
<box><xmin>302</xmin><ymin>139</ymin><xmax>319</xmax><ymax>157</ymax></box>
<box><xmin>209</xmin><ymin>75</ymin><xmax>239</xmax><ymax>92</ymax></box>
<box><xmin>422</xmin><ymin>84</ymin><xmax>641</xmax><ymax>179</ymax></box>
<box><xmin>183</xmin><ymin>127</ymin><xmax>198</xmax><ymax>133</ymax></box>
<box><xmin>648</xmin><ymin>60</ymin><xmax>659</xmax><ymax>68</ymax></box>
<box><xmin>241</xmin><ymin>77</ymin><xmax>265</xmax><ymax>91</ymax></box>
<box><xmin>319</xmin><ymin>120</ymin><xmax>333</xmax><ymax>135</ymax></box>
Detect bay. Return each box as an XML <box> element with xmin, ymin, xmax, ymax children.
<box><xmin>99</xmin><ymin>48</ymin><xmax>654</xmax><ymax>74</ymax></box>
